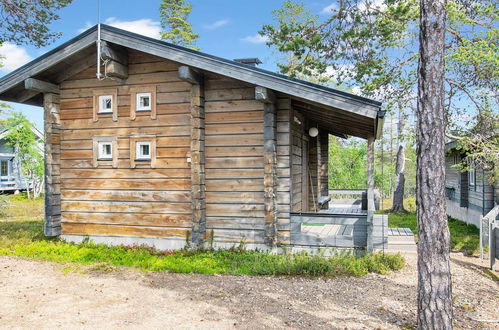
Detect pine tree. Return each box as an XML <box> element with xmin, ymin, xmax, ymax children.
<box><xmin>159</xmin><ymin>0</ymin><xmax>199</xmax><ymax>50</ymax></box>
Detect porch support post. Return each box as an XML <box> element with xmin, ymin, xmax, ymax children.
<box><xmin>179</xmin><ymin>66</ymin><xmax>206</xmax><ymax>246</ymax></box>
<box><xmin>256</xmin><ymin>86</ymin><xmax>278</xmax><ymax>246</ymax></box>
<box><xmin>319</xmin><ymin>132</ymin><xmax>329</xmax><ymax>207</ymax></box>
<box><xmin>43</xmin><ymin>92</ymin><xmax>61</xmax><ymax>236</ymax></box>
<box><xmin>367</xmin><ymin>136</ymin><xmax>375</xmax><ymax>252</ymax></box>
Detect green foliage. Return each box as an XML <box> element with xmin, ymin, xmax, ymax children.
<box><xmin>1</xmin><ymin>111</ymin><xmax>44</xmax><ymax>198</ymax></box>
<box><xmin>0</xmin><ymin>0</ymin><xmax>72</xmax><ymax>47</ymax></box>
<box><xmin>159</xmin><ymin>0</ymin><xmax>199</xmax><ymax>50</ymax></box>
<box><xmin>387</xmin><ymin>211</ymin><xmax>480</xmax><ymax>255</ymax></box>
<box><xmin>328</xmin><ymin>136</ymin><xmax>367</xmax><ymax>189</ymax></box>
<box><xmin>0</xmin><ymin>197</ymin><xmax>404</xmax><ymax>277</ymax></box>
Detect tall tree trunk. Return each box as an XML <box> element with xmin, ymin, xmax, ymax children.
<box><xmin>391</xmin><ymin>113</ymin><xmax>406</xmax><ymax>213</ymax></box>
<box><xmin>417</xmin><ymin>0</ymin><xmax>453</xmax><ymax>329</ymax></box>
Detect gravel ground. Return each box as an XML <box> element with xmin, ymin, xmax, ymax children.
<box><xmin>0</xmin><ymin>253</ymin><xmax>497</xmax><ymax>329</ymax></box>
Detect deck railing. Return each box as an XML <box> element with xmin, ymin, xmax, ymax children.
<box><xmin>480</xmin><ymin>205</ymin><xmax>499</xmax><ymax>270</ymax></box>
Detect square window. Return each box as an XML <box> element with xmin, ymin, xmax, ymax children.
<box><xmin>98</xmin><ymin>142</ymin><xmax>113</xmax><ymax>160</ymax></box>
<box><xmin>136</xmin><ymin>142</ymin><xmax>151</xmax><ymax>160</ymax></box>
<box><xmin>136</xmin><ymin>93</ymin><xmax>152</xmax><ymax>111</ymax></box>
<box><xmin>98</xmin><ymin>95</ymin><xmax>113</xmax><ymax>113</ymax></box>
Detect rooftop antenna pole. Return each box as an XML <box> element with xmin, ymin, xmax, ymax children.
<box><xmin>96</xmin><ymin>0</ymin><xmax>104</xmax><ymax>80</ymax></box>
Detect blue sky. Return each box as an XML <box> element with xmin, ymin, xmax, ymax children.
<box><xmin>0</xmin><ymin>0</ymin><xmax>336</xmax><ymax>130</ymax></box>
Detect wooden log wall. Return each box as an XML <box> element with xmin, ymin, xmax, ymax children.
<box><xmin>291</xmin><ymin>111</ymin><xmax>305</xmax><ymax>213</ymax></box>
<box><xmin>276</xmin><ymin>94</ymin><xmax>292</xmax><ymax>244</ymax></box>
<box><xmin>203</xmin><ymin>75</ymin><xmax>267</xmax><ymax>244</ymax></box>
<box><xmin>319</xmin><ymin>132</ymin><xmax>329</xmax><ymax>205</ymax></box>
<box><xmin>44</xmin><ymin>93</ymin><xmax>62</xmax><ymax>236</ymax></box>
<box><xmin>59</xmin><ymin>50</ymin><xmax>193</xmax><ymax>239</ymax></box>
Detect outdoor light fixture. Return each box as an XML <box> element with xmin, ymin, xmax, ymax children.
<box><xmin>308</xmin><ymin>127</ymin><xmax>319</xmax><ymax>137</ymax></box>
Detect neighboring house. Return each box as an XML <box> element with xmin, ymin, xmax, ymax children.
<box><xmin>0</xmin><ymin>25</ymin><xmax>387</xmax><ymax>251</ymax></box>
<box><xmin>445</xmin><ymin>140</ymin><xmax>498</xmax><ymax>227</ymax></box>
<box><xmin>0</xmin><ymin>127</ymin><xmax>43</xmax><ymax>192</ymax></box>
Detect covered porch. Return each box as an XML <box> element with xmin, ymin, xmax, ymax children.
<box><xmin>287</xmin><ymin>98</ymin><xmax>387</xmax><ymax>252</ymax></box>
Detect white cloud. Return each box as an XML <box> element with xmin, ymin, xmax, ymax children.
<box><xmin>0</xmin><ymin>43</ymin><xmax>33</xmax><ymax>72</ymax></box>
<box><xmin>78</xmin><ymin>21</ymin><xmax>93</xmax><ymax>33</ymax></box>
<box><xmin>203</xmin><ymin>19</ymin><xmax>230</xmax><ymax>30</ymax></box>
<box><xmin>321</xmin><ymin>3</ymin><xmax>338</xmax><ymax>14</ymax></box>
<box><xmin>241</xmin><ymin>34</ymin><xmax>269</xmax><ymax>44</ymax></box>
<box><xmin>105</xmin><ymin>17</ymin><xmax>161</xmax><ymax>39</ymax></box>
<box><xmin>78</xmin><ymin>18</ymin><xmax>162</xmax><ymax>39</ymax></box>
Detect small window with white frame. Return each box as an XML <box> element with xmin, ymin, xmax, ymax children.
<box><xmin>468</xmin><ymin>163</ymin><xmax>475</xmax><ymax>186</ymax></box>
<box><xmin>98</xmin><ymin>95</ymin><xmax>113</xmax><ymax>113</ymax></box>
<box><xmin>92</xmin><ymin>136</ymin><xmax>118</xmax><ymax>168</ymax></box>
<box><xmin>136</xmin><ymin>93</ymin><xmax>152</xmax><ymax>112</ymax></box>
<box><xmin>98</xmin><ymin>141</ymin><xmax>113</xmax><ymax>160</ymax></box>
<box><xmin>136</xmin><ymin>141</ymin><xmax>151</xmax><ymax>160</ymax></box>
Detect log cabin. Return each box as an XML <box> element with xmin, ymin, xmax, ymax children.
<box><xmin>445</xmin><ymin>140</ymin><xmax>499</xmax><ymax>227</ymax></box>
<box><xmin>0</xmin><ymin>25</ymin><xmax>387</xmax><ymax>251</ymax></box>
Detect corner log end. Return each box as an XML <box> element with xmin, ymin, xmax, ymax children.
<box><xmin>24</xmin><ymin>78</ymin><xmax>59</xmax><ymax>94</ymax></box>
<box><xmin>255</xmin><ymin>86</ymin><xmax>276</xmax><ymax>104</ymax></box>
<box><xmin>178</xmin><ymin>66</ymin><xmax>203</xmax><ymax>85</ymax></box>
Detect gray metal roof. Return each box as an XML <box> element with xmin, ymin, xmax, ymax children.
<box><xmin>0</xmin><ymin>24</ymin><xmax>384</xmax><ymax>138</ymax></box>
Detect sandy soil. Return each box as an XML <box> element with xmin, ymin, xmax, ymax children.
<box><xmin>0</xmin><ymin>253</ymin><xmax>497</xmax><ymax>329</ymax></box>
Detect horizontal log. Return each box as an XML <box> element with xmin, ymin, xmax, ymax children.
<box><xmin>62</xmin><ymin>200</ymin><xmax>191</xmax><ymax>214</ymax></box>
<box><xmin>61</xmin><ymin>168</ymin><xmax>190</xmax><ymax>179</ymax></box>
<box><xmin>205</xmin><ymin>111</ymin><xmax>263</xmax><ymax>124</ymax></box>
<box><xmin>63</xmin><ymin>212</ymin><xmax>192</xmax><ymax>227</ymax></box>
<box><xmin>61</xmin><ymin>178</ymin><xmax>190</xmax><ymax>190</ymax></box>
<box><xmin>62</xmin><ymin>189</ymin><xmax>190</xmax><ymax>202</ymax></box>
<box><xmin>62</xmin><ymin>222</ymin><xmax>190</xmax><ymax>238</ymax></box>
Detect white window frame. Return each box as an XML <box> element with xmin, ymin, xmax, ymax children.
<box><xmin>468</xmin><ymin>164</ymin><xmax>475</xmax><ymax>186</ymax></box>
<box><xmin>98</xmin><ymin>95</ymin><xmax>113</xmax><ymax>114</ymax></box>
<box><xmin>136</xmin><ymin>92</ymin><xmax>152</xmax><ymax>112</ymax></box>
<box><xmin>136</xmin><ymin>141</ymin><xmax>152</xmax><ymax>160</ymax></box>
<box><xmin>97</xmin><ymin>141</ymin><xmax>113</xmax><ymax>160</ymax></box>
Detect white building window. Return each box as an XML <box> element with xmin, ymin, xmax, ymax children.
<box><xmin>468</xmin><ymin>165</ymin><xmax>475</xmax><ymax>186</ymax></box>
<box><xmin>0</xmin><ymin>160</ymin><xmax>9</xmax><ymax>177</ymax></box>
<box><xmin>136</xmin><ymin>142</ymin><xmax>151</xmax><ymax>160</ymax></box>
<box><xmin>98</xmin><ymin>142</ymin><xmax>113</xmax><ymax>160</ymax></box>
<box><xmin>136</xmin><ymin>93</ymin><xmax>152</xmax><ymax>112</ymax></box>
<box><xmin>98</xmin><ymin>95</ymin><xmax>113</xmax><ymax>113</ymax></box>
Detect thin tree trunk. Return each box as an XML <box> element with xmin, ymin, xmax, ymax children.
<box><xmin>391</xmin><ymin>113</ymin><xmax>406</xmax><ymax>213</ymax></box>
<box><xmin>417</xmin><ymin>0</ymin><xmax>453</xmax><ymax>328</ymax></box>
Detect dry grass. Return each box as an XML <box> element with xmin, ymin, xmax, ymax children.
<box><xmin>0</xmin><ymin>194</ymin><xmax>44</xmax><ymax>220</ymax></box>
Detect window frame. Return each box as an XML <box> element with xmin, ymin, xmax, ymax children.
<box><xmin>136</xmin><ymin>92</ymin><xmax>152</xmax><ymax>112</ymax></box>
<box><xmin>0</xmin><ymin>160</ymin><xmax>9</xmax><ymax>177</ymax></box>
<box><xmin>468</xmin><ymin>164</ymin><xmax>476</xmax><ymax>187</ymax></box>
<box><xmin>130</xmin><ymin>135</ymin><xmax>156</xmax><ymax>168</ymax></box>
<box><xmin>93</xmin><ymin>88</ymin><xmax>118</xmax><ymax>122</ymax></box>
<box><xmin>98</xmin><ymin>95</ymin><xmax>113</xmax><ymax>114</ymax></box>
<box><xmin>136</xmin><ymin>141</ymin><xmax>152</xmax><ymax>160</ymax></box>
<box><xmin>130</xmin><ymin>86</ymin><xmax>157</xmax><ymax>120</ymax></box>
<box><xmin>92</xmin><ymin>136</ymin><xmax>118</xmax><ymax>168</ymax></box>
<box><xmin>97</xmin><ymin>141</ymin><xmax>113</xmax><ymax>160</ymax></box>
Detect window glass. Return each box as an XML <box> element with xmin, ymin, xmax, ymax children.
<box><xmin>136</xmin><ymin>142</ymin><xmax>151</xmax><ymax>160</ymax></box>
<box><xmin>99</xmin><ymin>95</ymin><xmax>113</xmax><ymax>113</ymax></box>
<box><xmin>98</xmin><ymin>142</ymin><xmax>113</xmax><ymax>160</ymax></box>
<box><xmin>0</xmin><ymin>160</ymin><xmax>8</xmax><ymax>176</ymax></box>
<box><xmin>136</xmin><ymin>93</ymin><xmax>152</xmax><ymax>111</ymax></box>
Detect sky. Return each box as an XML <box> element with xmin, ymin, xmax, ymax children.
<box><xmin>0</xmin><ymin>0</ymin><xmax>337</xmax><ymax>130</ymax></box>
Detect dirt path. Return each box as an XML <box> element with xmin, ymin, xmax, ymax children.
<box><xmin>0</xmin><ymin>253</ymin><xmax>497</xmax><ymax>329</ymax></box>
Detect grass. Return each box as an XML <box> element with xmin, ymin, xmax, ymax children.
<box><xmin>0</xmin><ymin>195</ymin><xmax>405</xmax><ymax>277</ymax></box>
<box><xmin>383</xmin><ymin>198</ymin><xmax>481</xmax><ymax>255</ymax></box>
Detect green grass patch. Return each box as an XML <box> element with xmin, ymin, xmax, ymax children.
<box><xmin>385</xmin><ymin>211</ymin><xmax>480</xmax><ymax>255</ymax></box>
<box><xmin>0</xmin><ymin>195</ymin><xmax>404</xmax><ymax>277</ymax></box>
